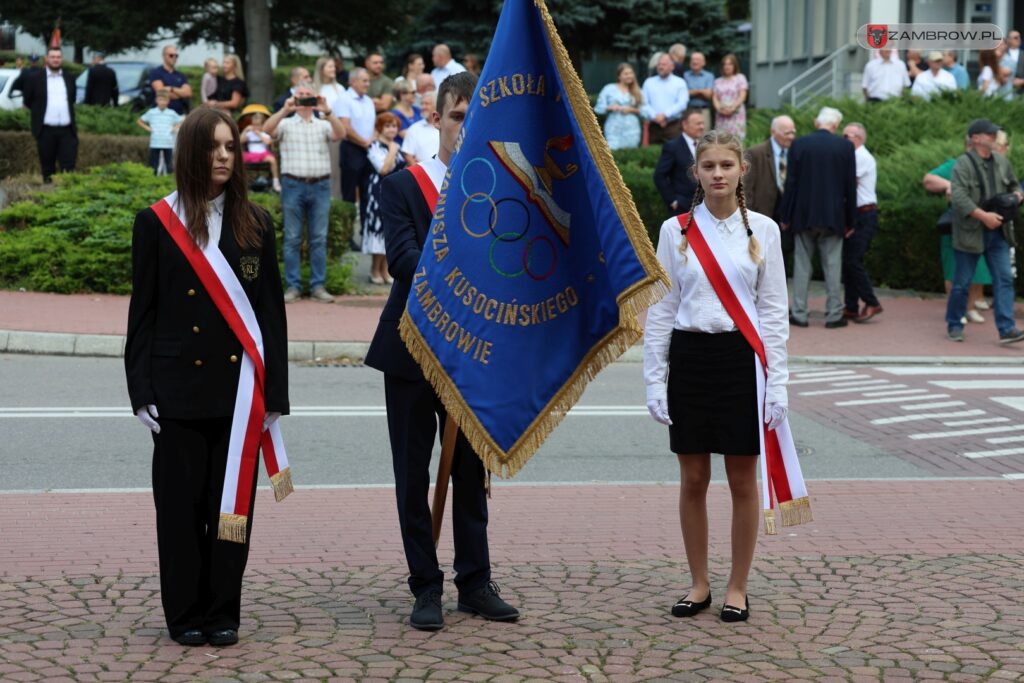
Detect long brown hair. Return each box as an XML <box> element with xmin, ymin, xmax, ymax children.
<box><xmin>678</xmin><ymin>129</ymin><xmax>761</xmax><ymax>264</ymax></box>
<box><xmin>174</xmin><ymin>107</ymin><xmax>262</xmax><ymax>249</ymax></box>
<box><xmin>616</xmin><ymin>62</ymin><xmax>643</xmax><ymax>106</ymax></box>
<box><xmin>720</xmin><ymin>53</ymin><xmax>742</xmax><ymax>77</ymax></box>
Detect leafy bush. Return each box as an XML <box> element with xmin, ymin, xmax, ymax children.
<box><xmin>0</xmin><ymin>105</ymin><xmax>148</xmax><ymax>136</ymax></box>
<box><xmin>0</xmin><ymin>130</ymin><xmax>149</xmax><ymax>177</ymax></box>
<box><xmin>0</xmin><ymin>162</ymin><xmax>355</xmax><ymax>294</ymax></box>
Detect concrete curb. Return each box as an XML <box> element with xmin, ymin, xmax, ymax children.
<box><xmin>4</xmin><ymin>329</ymin><xmax>1024</xmax><ymax>365</ymax></box>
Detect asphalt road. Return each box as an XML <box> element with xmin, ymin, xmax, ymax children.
<box><xmin>0</xmin><ymin>353</ymin><xmax>944</xmax><ymax>491</ymax></box>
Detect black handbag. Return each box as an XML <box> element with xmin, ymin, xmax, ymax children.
<box><xmin>966</xmin><ymin>153</ymin><xmax>1021</xmax><ymax>224</ymax></box>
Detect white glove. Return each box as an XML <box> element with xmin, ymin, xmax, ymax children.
<box><xmin>136</xmin><ymin>404</ymin><xmax>160</xmax><ymax>434</ymax></box>
<box><xmin>263</xmin><ymin>411</ymin><xmax>281</xmax><ymax>432</ymax></box>
<box><xmin>647</xmin><ymin>399</ymin><xmax>672</xmax><ymax>426</ymax></box>
<box><xmin>765</xmin><ymin>402</ymin><xmax>787</xmax><ymax>431</ymax></box>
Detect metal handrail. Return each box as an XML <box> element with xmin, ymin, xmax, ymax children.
<box><xmin>777</xmin><ymin>42</ymin><xmax>857</xmax><ymax>106</ymax></box>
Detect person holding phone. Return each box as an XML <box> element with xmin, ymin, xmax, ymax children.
<box><xmin>263</xmin><ymin>81</ymin><xmax>347</xmax><ymax>304</ymax></box>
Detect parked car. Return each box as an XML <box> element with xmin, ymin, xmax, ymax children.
<box><xmin>75</xmin><ymin>61</ymin><xmax>158</xmax><ymax>110</ymax></box>
<box><xmin>0</xmin><ymin>68</ymin><xmax>25</xmax><ymax>110</ymax></box>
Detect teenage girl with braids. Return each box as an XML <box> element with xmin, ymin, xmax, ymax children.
<box><xmin>643</xmin><ymin>130</ymin><xmax>790</xmax><ymax>622</ymax></box>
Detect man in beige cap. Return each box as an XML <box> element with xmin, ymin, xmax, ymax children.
<box><xmin>911</xmin><ymin>51</ymin><xmax>957</xmax><ymax>99</ymax></box>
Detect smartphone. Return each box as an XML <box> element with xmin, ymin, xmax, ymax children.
<box><xmin>295</xmin><ymin>96</ymin><xmax>318</xmax><ymax>107</ymax></box>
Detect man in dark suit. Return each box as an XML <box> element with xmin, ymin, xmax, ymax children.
<box><xmin>272</xmin><ymin>66</ymin><xmax>310</xmax><ymax>113</ymax></box>
<box><xmin>779</xmin><ymin>106</ymin><xmax>857</xmax><ymax>328</ymax></box>
<box><xmin>15</xmin><ymin>47</ymin><xmax>77</xmax><ymax>183</ymax></box>
<box><xmin>653</xmin><ymin>108</ymin><xmax>705</xmax><ymax>216</ymax></box>
<box><xmin>365</xmin><ymin>72</ymin><xmax>518</xmax><ymax>632</ymax></box>
<box><xmin>84</xmin><ymin>52</ymin><xmax>118</xmax><ymax>106</ymax></box>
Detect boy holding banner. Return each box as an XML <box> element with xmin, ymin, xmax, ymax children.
<box><xmin>365</xmin><ymin>72</ymin><xmax>520</xmax><ymax>631</ymax></box>
<box><xmin>644</xmin><ymin>130</ymin><xmax>810</xmax><ymax>623</ymax></box>
<box><xmin>125</xmin><ymin>108</ymin><xmax>291</xmax><ymax>646</ymax></box>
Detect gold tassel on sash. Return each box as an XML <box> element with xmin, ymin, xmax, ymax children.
<box><xmin>779</xmin><ymin>496</ymin><xmax>813</xmax><ymax>527</ymax></box>
<box><xmin>218</xmin><ymin>513</ymin><xmax>248</xmax><ymax>543</ymax></box>
<box><xmin>764</xmin><ymin>509</ymin><xmax>777</xmax><ymax>536</ymax></box>
<box><xmin>270</xmin><ymin>468</ymin><xmax>294</xmax><ymax>502</ymax></box>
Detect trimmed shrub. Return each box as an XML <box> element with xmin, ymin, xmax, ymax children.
<box><xmin>0</xmin><ymin>105</ymin><xmax>147</xmax><ymax>136</ymax></box>
<box><xmin>0</xmin><ymin>162</ymin><xmax>355</xmax><ymax>294</ymax></box>
<box><xmin>0</xmin><ymin>130</ymin><xmax>149</xmax><ymax>177</ymax></box>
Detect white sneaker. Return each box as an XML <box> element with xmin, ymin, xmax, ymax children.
<box><xmin>974</xmin><ymin>299</ymin><xmax>991</xmax><ymax>311</ymax></box>
<box><xmin>961</xmin><ymin>316</ymin><xmax>968</xmax><ymax>325</ymax></box>
<box><xmin>272</xmin><ymin>177</ymin><xmax>282</xmax><ymax>193</ymax></box>
<box><xmin>283</xmin><ymin>287</ymin><xmax>301</xmax><ymax>303</ymax></box>
<box><xmin>966</xmin><ymin>310</ymin><xmax>985</xmax><ymax>324</ymax></box>
<box><xmin>310</xmin><ymin>286</ymin><xmax>335</xmax><ymax>303</ymax></box>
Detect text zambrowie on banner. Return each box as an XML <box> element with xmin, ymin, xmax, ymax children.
<box><xmin>399</xmin><ymin>0</ymin><xmax>668</xmax><ymax>477</ymax></box>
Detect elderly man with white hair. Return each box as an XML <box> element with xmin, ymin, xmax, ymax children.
<box><xmin>779</xmin><ymin>106</ymin><xmax>858</xmax><ymax>328</ymax></box>
<box><xmin>744</xmin><ymin>114</ymin><xmax>796</xmax><ymax>221</ymax></box>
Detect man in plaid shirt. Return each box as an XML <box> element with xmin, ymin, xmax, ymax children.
<box><xmin>264</xmin><ymin>81</ymin><xmax>347</xmax><ymax>303</ymax></box>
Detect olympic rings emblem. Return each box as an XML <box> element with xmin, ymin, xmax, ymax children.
<box><xmin>459</xmin><ymin>155</ymin><xmax>557</xmax><ymax>281</ymax></box>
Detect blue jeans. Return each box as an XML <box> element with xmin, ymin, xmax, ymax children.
<box><xmin>946</xmin><ymin>229</ymin><xmax>1016</xmax><ymax>335</ymax></box>
<box><xmin>281</xmin><ymin>176</ymin><xmax>331</xmax><ymax>291</ymax></box>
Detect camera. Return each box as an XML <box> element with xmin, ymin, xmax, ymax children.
<box><xmin>295</xmin><ymin>96</ymin><xmax>318</xmax><ymax>107</ymax></box>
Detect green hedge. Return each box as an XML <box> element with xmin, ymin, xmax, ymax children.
<box><xmin>0</xmin><ymin>105</ymin><xmax>147</xmax><ymax>136</ymax></box>
<box><xmin>613</xmin><ymin>90</ymin><xmax>1024</xmax><ymax>293</ymax></box>
<box><xmin>0</xmin><ymin>162</ymin><xmax>355</xmax><ymax>294</ymax></box>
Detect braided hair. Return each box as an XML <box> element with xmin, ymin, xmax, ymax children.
<box><xmin>678</xmin><ymin>129</ymin><xmax>762</xmax><ymax>265</ymax></box>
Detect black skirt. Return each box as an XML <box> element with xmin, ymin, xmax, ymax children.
<box><xmin>667</xmin><ymin>329</ymin><xmax>759</xmax><ymax>456</ymax></box>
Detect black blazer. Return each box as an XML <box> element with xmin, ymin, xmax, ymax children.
<box><xmin>364</xmin><ymin>168</ymin><xmax>433</xmax><ymax>381</ymax></box>
<box><xmin>84</xmin><ymin>63</ymin><xmax>118</xmax><ymax>106</ymax></box>
<box><xmin>125</xmin><ymin>205</ymin><xmax>289</xmax><ymax>419</ymax></box>
<box><xmin>778</xmin><ymin>129</ymin><xmax>857</xmax><ymax>235</ymax></box>
<box><xmin>653</xmin><ymin>136</ymin><xmax>699</xmax><ymax>214</ymax></box>
<box><xmin>15</xmin><ymin>68</ymin><xmax>77</xmax><ymax>138</ymax></box>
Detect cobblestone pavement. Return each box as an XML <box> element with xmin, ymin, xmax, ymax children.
<box><xmin>2</xmin><ymin>482</ymin><xmax>1023</xmax><ymax>682</ymax></box>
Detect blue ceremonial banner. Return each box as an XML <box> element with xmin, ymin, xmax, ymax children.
<box><xmin>399</xmin><ymin>0</ymin><xmax>668</xmax><ymax>476</ymax></box>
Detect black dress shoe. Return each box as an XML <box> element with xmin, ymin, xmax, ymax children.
<box><xmin>824</xmin><ymin>318</ymin><xmax>848</xmax><ymax>329</ymax></box>
<box><xmin>171</xmin><ymin>629</ymin><xmax>205</xmax><ymax>646</ymax></box>
<box><xmin>789</xmin><ymin>315</ymin><xmax>809</xmax><ymax>328</ymax></box>
<box><xmin>671</xmin><ymin>592</ymin><xmax>712</xmax><ymax>617</ymax></box>
<box><xmin>410</xmin><ymin>590</ymin><xmax>444</xmax><ymax>631</ymax></box>
<box><xmin>457</xmin><ymin>581</ymin><xmax>519</xmax><ymax>622</ymax></box>
<box><xmin>207</xmin><ymin>629</ymin><xmax>239</xmax><ymax>646</ymax></box>
<box><xmin>720</xmin><ymin>596</ymin><xmax>749</xmax><ymax>623</ymax></box>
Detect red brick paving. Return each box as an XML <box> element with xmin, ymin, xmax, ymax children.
<box><xmin>1</xmin><ymin>482</ymin><xmax>1023</xmax><ymax>681</ymax></box>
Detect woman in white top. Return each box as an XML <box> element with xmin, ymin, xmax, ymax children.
<box><xmin>644</xmin><ymin>129</ymin><xmax>789</xmax><ymax>623</ymax></box>
<box><xmin>313</xmin><ymin>56</ymin><xmax>346</xmax><ymax>198</ymax></box>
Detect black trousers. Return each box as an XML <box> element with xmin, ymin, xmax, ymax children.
<box><xmin>383</xmin><ymin>374</ymin><xmax>490</xmax><ymax>597</ymax></box>
<box><xmin>843</xmin><ymin>208</ymin><xmax>881</xmax><ymax>311</ymax></box>
<box><xmin>340</xmin><ymin>140</ymin><xmax>370</xmax><ymax>219</ymax></box>
<box><xmin>152</xmin><ymin>417</ymin><xmax>259</xmax><ymax>637</ymax></box>
<box><xmin>149</xmin><ymin>147</ymin><xmax>173</xmax><ymax>175</ymax></box>
<box><xmin>36</xmin><ymin>125</ymin><xmax>78</xmax><ymax>181</ymax></box>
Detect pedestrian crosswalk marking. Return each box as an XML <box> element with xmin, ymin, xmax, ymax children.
<box><xmin>910</xmin><ymin>425</ymin><xmax>1024</xmax><ymax>440</ymax></box>
<box><xmin>790</xmin><ymin>374</ymin><xmax>872</xmax><ymax>385</ymax></box>
<box><xmin>799</xmin><ymin>382</ymin><xmax>899</xmax><ymax>396</ymax></box>
<box><xmin>930</xmin><ymin>380</ymin><xmax>1024</xmax><ymax>390</ymax></box>
<box><xmin>901</xmin><ymin>400</ymin><xmax>965</xmax><ymax>410</ymax></box>
<box><xmin>870</xmin><ymin>410</ymin><xmax>985</xmax><ymax>425</ymax></box>
<box><xmin>878</xmin><ymin>366</ymin><xmax>1024</xmax><ymax>376</ymax></box>
<box><xmin>860</xmin><ymin>388</ymin><xmax>928</xmax><ymax>398</ymax></box>
<box><xmin>963</xmin><ymin>447</ymin><xmax>1024</xmax><ymax>459</ymax></box>
<box><xmin>986</xmin><ymin>434</ymin><xmax>1024</xmax><ymax>444</ymax></box>
<box><xmin>835</xmin><ymin>394</ymin><xmax>951</xmax><ymax>407</ymax></box>
<box><xmin>941</xmin><ymin>417</ymin><xmax>1009</xmax><ymax>427</ymax></box>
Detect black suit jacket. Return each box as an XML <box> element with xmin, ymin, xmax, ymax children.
<box><xmin>125</xmin><ymin>205</ymin><xmax>289</xmax><ymax>419</ymax></box>
<box><xmin>84</xmin><ymin>63</ymin><xmax>118</xmax><ymax>106</ymax></box>
<box><xmin>16</xmin><ymin>68</ymin><xmax>77</xmax><ymax>138</ymax></box>
<box><xmin>778</xmin><ymin>129</ymin><xmax>857</xmax><ymax>235</ymax></box>
<box><xmin>364</xmin><ymin>168</ymin><xmax>433</xmax><ymax>381</ymax></box>
<box><xmin>653</xmin><ymin>136</ymin><xmax>699</xmax><ymax>214</ymax></box>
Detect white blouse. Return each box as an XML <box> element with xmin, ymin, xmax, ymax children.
<box><xmin>643</xmin><ymin>205</ymin><xmax>789</xmax><ymax>405</ymax></box>
<box><xmin>207</xmin><ymin>192</ymin><xmax>225</xmax><ymax>248</ymax></box>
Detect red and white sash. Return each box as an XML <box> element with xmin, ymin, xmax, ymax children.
<box><xmin>152</xmin><ymin>192</ymin><xmax>292</xmax><ymax>544</ymax></box>
<box><xmin>680</xmin><ymin>206</ymin><xmax>811</xmax><ymax>534</ymax></box>
<box><xmin>408</xmin><ymin>157</ymin><xmax>444</xmax><ymax>212</ymax></box>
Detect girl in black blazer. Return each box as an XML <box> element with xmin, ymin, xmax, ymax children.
<box><xmin>124</xmin><ymin>107</ymin><xmax>288</xmax><ymax>647</ymax></box>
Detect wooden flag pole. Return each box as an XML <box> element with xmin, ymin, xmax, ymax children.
<box><xmin>431</xmin><ymin>415</ymin><xmax>458</xmax><ymax>547</ymax></box>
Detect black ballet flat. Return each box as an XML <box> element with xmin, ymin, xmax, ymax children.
<box><xmin>720</xmin><ymin>596</ymin><xmax>749</xmax><ymax>622</ymax></box>
<box><xmin>671</xmin><ymin>592</ymin><xmax>712</xmax><ymax>617</ymax></box>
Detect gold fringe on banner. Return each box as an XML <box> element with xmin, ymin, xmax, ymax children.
<box><xmin>779</xmin><ymin>496</ymin><xmax>813</xmax><ymax>527</ymax></box>
<box><xmin>270</xmin><ymin>468</ymin><xmax>294</xmax><ymax>502</ymax></box>
<box><xmin>764</xmin><ymin>509</ymin><xmax>777</xmax><ymax>536</ymax></box>
<box><xmin>218</xmin><ymin>513</ymin><xmax>248</xmax><ymax>544</ymax></box>
<box><xmin>396</xmin><ymin>0</ymin><xmax>670</xmax><ymax>480</ymax></box>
